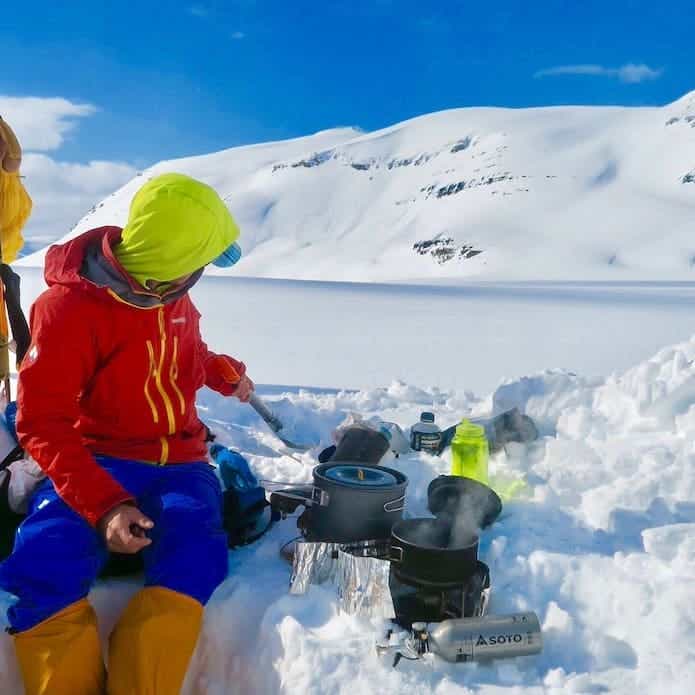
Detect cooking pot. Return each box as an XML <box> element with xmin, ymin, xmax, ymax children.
<box><xmin>270</xmin><ymin>462</ymin><xmax>408</xmax><ymax>543</ymax></box>
<box><xmin>389</xmin><ymin>517</ymin><xmax>479</xmax><ymax>587</ymax></box>
<box><xmin>333</xmin><ymin>425</ymin><xmax>390</xmax><ymax>463</ymax></box>
<box><xmin>318</xmin><ymin>424</ymin><xmax>391</xmax><ymax>465</ymax></box>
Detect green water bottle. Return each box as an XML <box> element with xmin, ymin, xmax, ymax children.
<box><xmin>451</xmin><ymin>420</ymin><xmax>489</xmax><ymax>485</ymax></box>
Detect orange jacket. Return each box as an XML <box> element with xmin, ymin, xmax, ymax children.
<box><xmin>16</xmin><ymin>227</ymin><xmax>245</xmax><ymax>525</ymax></box>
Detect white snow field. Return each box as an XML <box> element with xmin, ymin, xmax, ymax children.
<box><xmin>1</xmin><ymin>268</ymin><xmax>694</xmax><ymax>694</ymax></box>
<box><xmin>11</xmin><ymin>266</ymin><xmax>695</xmax><ymax>395</ymax></box>
<box><xmin>16</xmin><ymin>91</ymin><xmax>695</xmax><ymax>283</ymax></box>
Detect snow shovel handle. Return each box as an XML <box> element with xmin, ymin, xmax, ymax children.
<box><xmin>248</xmin><ymin>393</ymin><xmax>283</xmax><ymax>433</ymax></box>
<box><xmin>248</xmin><ymin>394</ymin><xmax>312</xmax><ymax>451</ymax></box>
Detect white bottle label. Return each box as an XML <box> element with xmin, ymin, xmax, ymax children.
<box><xmin>412</xmin><ymin>431</ymin><xmax>441</xmax><ymax>453</ymax></box>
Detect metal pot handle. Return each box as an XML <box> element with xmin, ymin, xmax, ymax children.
<box><xmin>312</xmin><ymin>487</ymin><xmax>330</xmax><ymax>507</ymax></box>
<box><xmin>270</xmin><ymin>487</ymin><xmax>330</xmax><ymax>507</ymax></box>
<box><xmin>384</xmin><ymin>495</ymin><xmax>405</xmax><ymax>513</ymax></box>
<box><xmin>390</xmin><ymin>545</ymin><xmax>404</xmax><ymax>563</ymax></box>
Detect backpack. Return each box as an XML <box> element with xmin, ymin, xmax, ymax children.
<box><xmin>210</xmin><ymin>443</ymin><xmax>279</xmax><ymax>548</ymax></box>
<box><xmin>0</xmin><ymin>402</ymin><xmax>31</xmax><ymax>560</ymax></box>
<box><xmin>0</xmin><ymin>469</ymin><xmax>24</xmax><ymax>560</ymax></box>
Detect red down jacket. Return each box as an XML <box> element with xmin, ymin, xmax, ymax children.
<box><xmin>16</xmin><ymin>227</ymin><xmax>246</xmax><ymax>526</ymax></box>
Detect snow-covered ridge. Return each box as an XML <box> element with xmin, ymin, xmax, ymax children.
<box><xmin>17</xmin><ymin>92</ymin><xmax>695</xmax><ymax>283</ymax></box>
<box><xmin>665</xmin><ymin>88</ymin><xmax>695</xmax><ymax>125</ymax></box>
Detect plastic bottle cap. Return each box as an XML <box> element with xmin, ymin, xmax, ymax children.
<box><xmin>420</xmin><ymin>412</ymin><xmax>435</xmax><ymax>423</ymax></box>
<box><xmin>454</xmin><ymin>419</ymin><xmax>486</xmax><ymax>438</ymax></box>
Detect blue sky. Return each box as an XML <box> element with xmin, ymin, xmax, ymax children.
<box><xmin>2</xmin><ymin>0</ymin><xmax>693</xmax><ymax>166</ymax></box>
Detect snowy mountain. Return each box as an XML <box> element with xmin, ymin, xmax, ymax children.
<box><xmin>16</xmin><ymin>90</ymin><xmax>695</xmax><ymax>282</ymax></box>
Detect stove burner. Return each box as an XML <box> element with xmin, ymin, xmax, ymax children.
<box><xmin>389</xmin><ymin>561</ymin><xmax>490</xmax><ymax>628</ymax></box>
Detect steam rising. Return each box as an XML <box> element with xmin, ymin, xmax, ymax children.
<box><xmin>428</xmin><ymin>476</ymin><xmax>503</xmax><ymax>548</ymax></box>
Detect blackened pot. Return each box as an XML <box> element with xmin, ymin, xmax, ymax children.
<box><xmin>427</xmin><ymin>475</ymin><xmax>502</xmax><ymax>530</ymax></box>
<box><xmin>389</xmin><ymin>517</ymin><xmax>479</xmax><ymax>586</ymax></box>
<box><xmin>331</xmin><ymin>425</ymin><xmax>390</xmax><ymax>464</ymax></box>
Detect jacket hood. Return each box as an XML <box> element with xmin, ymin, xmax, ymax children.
<box><xmin>44</xmin><ymin>227</ymin><xmax>202</xmax><ymax>308</ymax></box>
<box><xmin>114</xmin><ymin>173</ymin><xmax>240</xmax><ymax>286</ymax></box>
<box><xmin>44</xmin><ymin>227</ymin><xmax>114</xmax><ymax>290</ymax></box>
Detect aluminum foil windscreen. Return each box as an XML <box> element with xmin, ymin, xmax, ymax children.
<box><xmin>290</xmin><ymin>540</ymin><xmax>395</xmax><ymax>619</ymax></box>
<box><xmin>289</xmin><ymin>541</ymin><xmax>341</xmax><ymax>595</ymax></box>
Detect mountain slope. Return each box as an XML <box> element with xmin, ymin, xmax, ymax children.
<box><xmin>17</xmin><ymin>92</ymin><xmax>695</xmax><ymax>282</ymax></box>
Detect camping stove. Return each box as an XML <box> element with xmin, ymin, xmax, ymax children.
<box><xmin>389</xmin><ymin>561</ymin><xmax>491</xmax><ymax>628</ymax></box>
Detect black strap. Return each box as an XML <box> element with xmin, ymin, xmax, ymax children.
<box><xmin>239</xmin><ymin>505</ymin><xmax>280</xmax><ymax>546</ymax></box>
<box><xmin>436</xmin><ymin>424</ymin><xmax>458</xmax><ymax>455</ymax></box>
<box><xmin>0</xmin><ymin>264</ymin><xmax>31</xmax><ymax>365</ymax></box>
<box><xmin>0</xmin><ymin>445</ymin><xmax>23</xmax><ymax>472</ymax></box>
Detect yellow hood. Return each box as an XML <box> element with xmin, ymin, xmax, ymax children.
<box><xmin>115</xmin><ymin>173</ymin><xmax>239</xmax><ymax>286</ymax></box>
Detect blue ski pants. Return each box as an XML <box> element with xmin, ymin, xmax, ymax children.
<box><xmin>0</xmin><ymin>456</ymin><xmax>228</xmax><ymax>632</ymax></box>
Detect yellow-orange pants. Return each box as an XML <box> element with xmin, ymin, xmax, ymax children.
<box><xmin>13</xmin><ymin>587</ymin><xmax>203</xmax><ymax>695</ymax></box>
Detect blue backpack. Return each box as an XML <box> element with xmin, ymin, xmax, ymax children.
<box><xmin>209</xmin><ymin>443</ymin><xmax>279</xmax><ymax>547</ymax></box>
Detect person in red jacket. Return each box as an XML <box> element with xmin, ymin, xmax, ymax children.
<box><xmin>0</xmin><ymin>173</ymin><xmax>252</xmax><ymax>695</ymax></box>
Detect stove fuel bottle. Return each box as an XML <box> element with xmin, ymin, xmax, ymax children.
<box><xmin>410</xmin><ymin>412</ymin><xmax>442</xmax><ymax>454</ymax></box>
<box><xmin>422</xmin><ymin>612</ymin><xmax>542</xmax><ymax>662</ymax></box>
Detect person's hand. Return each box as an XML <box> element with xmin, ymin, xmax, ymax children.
<box><xmin>99</xmin><ymin>503</ymin><xmax>154</xmax><ymax>554</ymax></box>
<box><xmin>234</xmin><ymin>374</ymin><xmax>255</xmax><ymax>402</ymax></box>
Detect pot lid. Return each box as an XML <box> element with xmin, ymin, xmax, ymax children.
<box><xmin>427</xmin><ymin>475</ymin><xmax>503</xmax><ymax>528</ymax></box>
<box><xmin>324</xmin><ymin>464</ymin><xmax>399</xmax><ymax>487</ymax></box>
